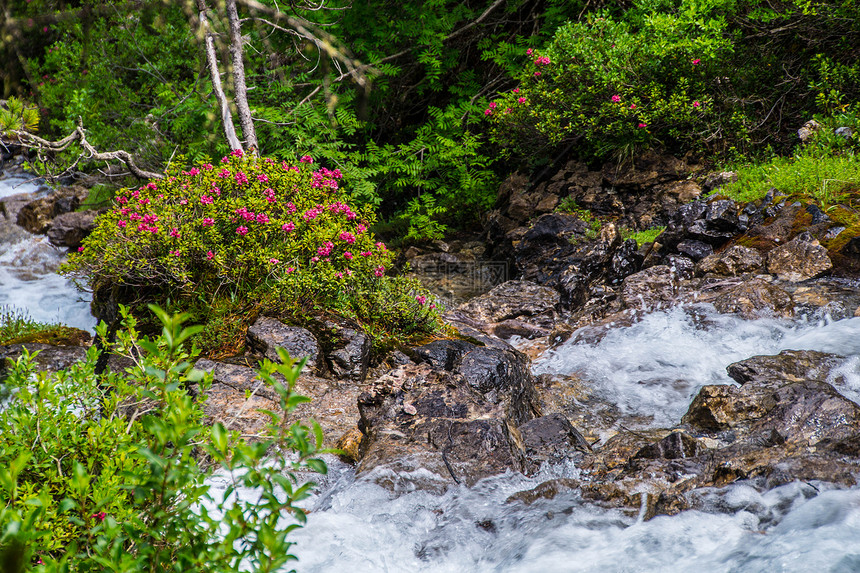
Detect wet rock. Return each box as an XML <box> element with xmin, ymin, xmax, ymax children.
<box><xmin>607</xmin><ymin>238</ymin><xmax>643</xmax><ymax>284</ymax></box>
<box><xmin>321</xmin><ymin>318</ymin><xmax>370</xmax><ymax>382</ymax></box>
<box><xmin>454</xmin><ymin>280</ymin><xmax>559</xmax><ymax>331</ymax></box>
<box><xmin>0</xmin><ymin>343</ymin><xmax>88</xmax><ymax>379</ymax></box>
<box><xmin>17</xmin><ymin>185</ymin><xmax>88</xmax><ymax>234</ymax></box>
<box><xmin>712</xmin><ymin>278</ymin><xmax>794</xmax><ymax>319</ymax></box>
<box><xmin>725</xmin><ymin>350</ymin><xmax>843</xmax><ymax>386</ymax></box>
<box><xmin>620</xmin><ymin>265</ymin><xmax>677</xmax><ymax>310</ymax></box>
<box><xmin>357</xmin><ymin>363</ymin><xmax>531</xmax><ymax>490</ymax></box>
<box><xmin>767</xmin><ymin>232</ymin><xmax>832</xmax><ymax>282</ymax></box>
<box><xmin>697</xmin><ymin>245</ymin><xmax>764</xmax><ymax>276</ymax></box>
<box><xmin>411</xmin><ymin>339</ymin><xmax>477</xmax><ymax>371</ymax></box>
<box><xmin>406</xmin><ymin>250</ymin><xmax>503</xmax><ymax>308</ymax></box>
<box><xmin>246</xmin><ymin>317</ymin><xmax>323</xmax><ymax>374</ymax></box>
<box><xmin>47</xmin><ymin>210</ymin><xmax>100</xmax><ymax>248</ymax></box>
<box><xmin>454</xmin><ymin>347</ymin><xmax>539</xmax><ymax>426</ymax></box>
<box><xmin>556</xmin><ymin>225</ymin><xmax>622</xmax><ymax>308</ymax></box>
<box><xmin>633</xmin><ymin>432</ymin><xmax>702</xmax><ymax>460</ymax></box>
<box><xmin>518</xmin><ymin>413</ymin><xmax>591</xmax><ymax>467</ymax></box>
<box><xmin>676</xmin><ymin>239</ymin><xmax>713</xmax><ymax>261</ymax></box>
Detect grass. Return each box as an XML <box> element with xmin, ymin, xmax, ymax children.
<box><xmin>718</xmin><ymin>149</ymin><xmax>860</xmax><ymax>207</ymax></box>
<box><xmin>0</xmin><ymin>306</ymin><xmax>85</xmax><ymax>345</ymax></box>
<box><xmin>622</xmin><ymin>226</ymin><xmax>665</xmax><ymax>246</ymax></box>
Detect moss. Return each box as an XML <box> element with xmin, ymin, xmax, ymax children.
<box><xmin>3</xmin><ymin>326</ymin><xmax>91</xmax><ymax>347</ymax></box>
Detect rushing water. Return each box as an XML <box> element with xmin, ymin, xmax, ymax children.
<box><xmin>0</xmin><ymin>176</ymin><xmax>94</xmax><ymax>331</ymax></box>
<box><xmin>285</xmin><ymin>307</ymin><xmax>860</xmax><ymax>572</ymax></box>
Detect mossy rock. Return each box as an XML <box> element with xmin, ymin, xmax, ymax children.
<box><xmin>2</xmin><ymin>326</ymin><xmax>92</xmax><ymax>347</ymax></box>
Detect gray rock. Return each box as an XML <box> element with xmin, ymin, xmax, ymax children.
<box><xmin>676</xmin><ymin>239</ymin><xmax>713</xmax><ymax>261</ymax></box>
<box><xmin>323</xmin><ymin>319</ymin><xmax>370</xmax><ymax>382</ymax></box>
<box><xmin>246</xmin><ymin>317</ymin><xmax>323</xmax><ymax>374</ymax></box>
<box><xmin>47</xmin><ymin>210</ymin><xmax>100</xmax><ymax>248</ymax></box>
<box><xmin>620</xmin><ymin>265</ymin><xmax>677</xmax><ymax>310</ymax></box>
<box><xmin>0</xmin><ymin>343</ymin><xmax>88</xmax><ymax>379</ymax></box>
<box><xmin>455</xmin><ymin>347</ymin><xmax>539</xmax><ymax>426</ymax></box>
<box><xmin>767</xmin><ymin>232</ymin><xmax>832</xmax><ymax>282</ymax></box>
<box><xmin>518</xmin><ymin>413</ymin><xmax>591</xmax><ymax>467</ymax></box>
<box><xmin>712</xmin><ymin>278</ymin><xmax>794</xmax><ymax>319</ymax></box>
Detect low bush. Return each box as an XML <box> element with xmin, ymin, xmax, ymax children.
<box><xmin>62</xmin><ymin>151</ymin><xmax>441</xmax><ymax>355</ymax></box>
<box><xmin>0</xmin><ymin>306</ymin><xmax>327</xmax><ymax>571</ymax></box>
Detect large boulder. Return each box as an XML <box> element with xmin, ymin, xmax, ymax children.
<box><xmin>47</xmin><ymin>210</ymin><xmax>100</xmax><ymax>248</ymax></box>
<box><xmin>17</xmin><ymin>185</ymin><xmax>89</xmax><ymax>234</ymax></box>
<box><xmin>620</xmin><ymin>265</ymin><xmax>678</xmax><ymax>310</ymax></box>
<box><xmin>711</xmin><ymin>278</ymin><xmax>794</xmax><ymax>319</ymax></box>
<box><xmin>451</xmin><ymin>280</ymin><xmax>560</xmax><ymax>338</ymax></box>
<box><xmin>697</xmin><ymin>245</ymin><xmax>764</xmax><ymax>276</ymax></box>
<box><xmin>245</xmin><ymin>317</ymin><xmax>323</xmax><ymax>375</ymax></box>
<box><xmin>766</xmin><ymin>231</ymin><xmax>832</xmax><ymax>282</ymax></box>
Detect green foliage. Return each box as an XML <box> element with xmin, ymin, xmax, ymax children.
<box><xmin>0</xmin><ymin>307</ymin><xmax>58</xmax><ymax>345</ymax></box>
<box><xmin>0</xmin><ymin>97</ymin><xmax>39</xmax><ymax>136</ymax></box>
<box><xmin>0</xmin><ymin>306</ymin><xmax>328</xmax><ymax>571</ymax></box>
<box><xmin>622</xmin><ymin>226</ymin><xmax>666</xmax><ymax>246</ymax></box>
<box><xmin>557</xmin><ymin>198</ymin><xmax>601</xmax><ymax>239</ymax></box>
<box><xmin>62</xmin><ymin>151</ymin><xmax>441</xmax><ymax>354</ymax></box>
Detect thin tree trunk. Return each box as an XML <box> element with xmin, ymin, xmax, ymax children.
<box><xmin>225</xmin><ymin>0</ymin><xmax>258</xmax><ymax>152</ymax></box>
<box><xmin>196</xmin><ymin>0</ymin><xmax>242</xmax><ymax>151</ymax></box>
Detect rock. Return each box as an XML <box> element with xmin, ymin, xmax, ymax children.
<box><xmin>697</xmin><ymin>245</ymin><xmax>764</xmax><ymax>276</ymax></box>
<box><xmin>798</xmin><ymin>119</ymin><xmax>821</xmax><ymax>142</ymax></box>
<box><xmin>676</xmin><ymin>239</ymin><xmax>713</xmax><ymax>261</ymax></box>
<box><xmin>454</xmin><ymin>347</ymin><xmax>539</xmax><ymax>426</ymax></box>
<box><xmin>454</xmin><ymin>280</ymin><xmax>559</xmax><ymax>331</ymax></box>
<box><xmin>767</xmin><ymin>232</ymin><xmax>832</xmax><ymax>282</ymax></box>
<box><xmin>0</xmin><ymin>343</ymin><xmax>88</xmax><ymax>379</ymax></box>
<box><xmin>607</xmin><ymin>238</ymin><xmax>643</xmax><ymax>284</ymax></box>
<box><xmin>702</xmin><ymin>171</ymin><xmax>738</xmax><ymax>192</ymax></box>
<box><xmin>47</xmin><ymin>210</ymin><xmax>100</xmax><ymax>248</ymax></box>
<box><xmin>321</xmin><ymin>318</ymin><xmax>370</xmax><ymax>382</ymax></box>
<box><xmin>725</xmin><ymin>349</ymin><xmax>844</xmax><ymax>386</ymax></box>
<box><xmin>712</xmin><ymin>278</ymin><xmax>794</xmax><ymax>319</ymax></box>
<box><xmin>356</xmin><ymin>363</ymin><xmax>531</xmax><ymax>490</ymax></box>
<box><xmin>620</xmin><ymin>265</ymin><xmax>677</xmax><ymax>310</ymax></box>
<box><xmin>555</xmin><ymin>224</ymin><xmax>622</xmax><ymax>308</ymax></box>
<box><xmin>16</xmin><ymin>185</ymin><xmax>89</xmax><ymax>234</ymax></box>
<box><xmin>410</xmin><ymin>339</ymin><xmax>475</xmax><ymax>372</ymax></box>
<box><xmin>633</xmin><ymin>432</ymin><xmax>702</xmax><ymax>460</ymax></box>
<box><xmin>518</xmin><ymin>413</ymin><xmax>591</xmax><ymax>467</ymax></box>
<box><xmin>835</xmin><ymin>126</ymin><xmax>853</xmax><ymax>139</ymax></box>
<box><xmin>245</xmin><ymin>317</ymin><xmax>323</xmax><ymax>374</ymax></box>
<box><xmin>195</xmin><ymin>358</ymin><xmax>361</xmax><ymax>447</ymax></box>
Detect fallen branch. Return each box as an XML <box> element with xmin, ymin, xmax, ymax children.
<box><xmin>9</xmin><ymin>117</ymin><xmax>163</xmax><ymax>180</ymax></box>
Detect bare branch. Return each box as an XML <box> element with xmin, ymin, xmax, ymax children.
<box><xmin>9</xmin><ymin>118</ymin><xmax>163</xmax><ymax>180</ymax></box>
<box><xmin>226</xmin><ymin>0</ymin><xmax>259</xmax><ymax>151</ymax></box>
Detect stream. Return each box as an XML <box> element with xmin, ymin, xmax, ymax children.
<box><xmin>3</xmin><ymin>175</ymin><xmax>860</xmax><ymax>571</ymax></box>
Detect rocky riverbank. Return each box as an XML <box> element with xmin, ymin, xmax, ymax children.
<box><xmin>4</xmin><ymin>150</ymin><xmax>860</xmax><ymax>520</ymax></box>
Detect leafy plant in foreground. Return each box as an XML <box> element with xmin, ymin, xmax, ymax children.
<box><xmin>0</xmin><ymin>306</ymin><xmax>328</xmax><ymax>571</ymax></box>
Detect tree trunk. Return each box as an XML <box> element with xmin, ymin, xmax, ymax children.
<box><xmin>225</xmin><ymin>0</ymin><xmax>258</xmax><ymax>153</ymax></box>
<box><xmin>196</xmin><ymin>0</ymin><xmax>242</xmax><ymax>151</ymax></box>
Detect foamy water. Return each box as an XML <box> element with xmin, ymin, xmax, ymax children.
<box><xmin>0</xmin><ymin>176</ymin><xmax>94</xmax><ymax>331</ymax></box>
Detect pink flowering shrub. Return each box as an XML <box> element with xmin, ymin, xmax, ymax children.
<box><xmin>64</xmin><ymin>152</ymin><xmax>440</xmax><ymax>350</ymax></box>
<box><xmin>486</xmin><ymin>11</ymin><xmax>730</xmax><ymax>161</ymax></box>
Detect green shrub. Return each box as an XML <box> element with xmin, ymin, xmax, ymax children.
<box><xmin>0</xmin><ymin>306</ymin><xmax>327</xmax><ymax>571</ymax></box>
<box><xmin>62</xmin><ymin>151</ymin><xmax>441</xmax><ymax>354</ymax></box>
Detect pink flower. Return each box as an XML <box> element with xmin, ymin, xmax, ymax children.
<box><xmin>169</xmin><ymin>250</ymin><xmax>181</xmax><ymax>257</ymax></box>
<box><xmin>534</xmin><ymin>71</ymin><xmax>541</xmax><ymax>77</ymax></box>
<box><xmin>236</xmin><ymin>226</ymin><xmax>249</xmax><ymax>236</ymax></box>
<box><xmin>311</xmin><ymin>256</ymin><xmax>319</xmax><ymax>263</ymax></box>
<box><xmin>91</xmin><ymin>512</ymin><xmax>106</xmax><ymax>522</ymax></box>
<box><xmin>638</xmin><ymin>122</ymin><xmax>647</xmax><ymax>128</ymax></box>
<box><xmin>207</xmin><ymin>251</ymin><xmax>214</xmax><ymax>260</ymax></box>
<box><xmin>146</xmin><ymin>182</ymin><xmax>157</xmax><ymax>190</ymax></box>
<box><xmin>375</xmin><ymin>242</ymin><xmax>387</xmax><ymax>251</ymax></box>
<box><xmin>231</xmin><ymin>148</ymin><xmax>244</xmax><ymax>157</ymax></box>
<box><xmin>202</xmin><ymin>217</ymin><xmax>215</xmax><ymax>227</ymax></box>
<box><xmin>218</xmin><ymin>169</ymin><xmax>230</xmax><ymax>178</ymax></box>
<box><xmin>286</xmin><ymin>267</ymin><xmax>295</xmax><ymax>273</ymax></box>
<box><xmin>286</xmin><ymin>202</ymin><xmax>297</xmax><ymax>213</ymax></box>
<box><xmin>518</xmin><ymin>97</ymin><xmax>527</xmax><ymax>104</ymax></box>
<box><xmin>200</xmin><ymin>195</ymin><xmax>214</xmax><ymax>205</ymax></box>
<box><xmin>257</xmin><ymin>174</ymin><xmax>269</xmax><ymax>183</ymax></box>
<box><xmin>489</xmin><ymin>102</ymin><xmax>497</xmax><ymax>109</ymax></box>
<box><xmin>234</xmin><ymin>171</ymin><xmax>248</xmax><ymax>185</ymax></box>
<box><xmin>344</xmin><ymin>251</ymin><xmax>354</xmax><ymax>260</ymax></box>
<box><xmin>77</xmin><ymin>246</ymin><xmax>84</xmax><ymax>252</ymax></box>
<box><xmin>693</xmin><ymin>101</ymin><xmax>700</xmax><ymax>107</ymax></box>
<box><xmin>116</xmin><ymin>196</ymin><xmax>128</xmax><ymax>205</ymax></box>
<box><xmin>513</xmin><ymin>88</ymin><xmax>520</xmax><ymax>94</ymax></box>
<box><xmin>117</xmin><ymin>220</ymin><xmax>127</xmax><ymax>228</ymax></box>
<box><xmin>692</xmin><ymin>58</ymin><xmax>701</xmax><ymax>65</ymax></box>
<box><xmin>339</xmin><ymin>231</ymin><xmax>356</xmax><ymax>244</ymax></box>
<box><xmin>169</xmin><ymin>228</ymin><xmax>180</xmax><ymax>238</ymax></box>
<box><xmin>611</xmin><ymin>95</ymin><xmax>621</xmax><ymax>103</ymax></box>
<box><xmin>360</xmin><ymin>251</ymin><xmax>371</xmax><ymax>257</ymax></box>
<box><xmin>356</xmin><ymin>224</ymin><xmax>367</xmax><ymax>234</ymax></box>
<box><xmin>374</xmin><ymin>265</ymin><xmax>385</xmax><ymax>277</ymax></box>
<box><xmin>300</xmin><ymin>155</ymin><xmax>314</xmax><ymax>163</ymax></box>
<box><xmin>484</xmin><ymin>109</ymin><xmax>493</xmax><ymax>116</ymax></box>
<box><xmin>534</xmin><ymin>56</ymin><xmax>551</xmax><ymax>65</ymax></box>
<box><xmin>415</xmin><ymin>295</ymin><xmax>426</xmax><ymax>305</ymax></box>
<box><xmin>335</xmin><ymin>272</ymin><xmax>343</xmax><ymax>278</ymax></box>
<box><xmin>256</xmin><ymin>213</ymin><xmax>270</xmax><ymax>224</ymax></box>
<box><xmin>281</xmin><ymin>222</ymin><xmax>295</xmax><ymax>232</ymax></box>
<box><xmin>317</xmin><ymin>241</ymin><xmax>334</xmax><ymax>256</ymax></box>
<box><xmin>269</xmin><ymin>258</ymin><xmax>280</xmax><ymax>264</ymax></box>
<box><xmin>180</xmin><ymin>199</ymin><xmax>188</xmax><ymax>205</ymax></box>
<box><xmin>526</xmin><ymin>48</ymin><xmax>533</xmax><ymax>55</ymax></box>
<box><xmin>630</xmin><ymin>104</ymin><xmax>636</xmax><ymax>109</ymax></box>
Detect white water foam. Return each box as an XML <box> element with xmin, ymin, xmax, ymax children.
<box><xmin>533</xmin><ymin>306</ymin><xmax>860</xmax><ymax>427</ymax></box>
<box><xmin>0</xmin><ymin>176</ymin><xmax>94</xmax><ymax>331</ymax></box>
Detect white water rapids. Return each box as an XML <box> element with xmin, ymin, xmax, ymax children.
<box><xmin>4</xmin><ymin>175</ymin><xmax>860</xmax><ymax>571</ymax></box>
<box><xmin>283</xmin><ymin>309</ymin><xmax>860</xmax><ymax>572</ymax></box>
<box><xmin>0</xmin><ymin>176</ymin><xmax>93</xmax><ymax>330</ymax></box>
